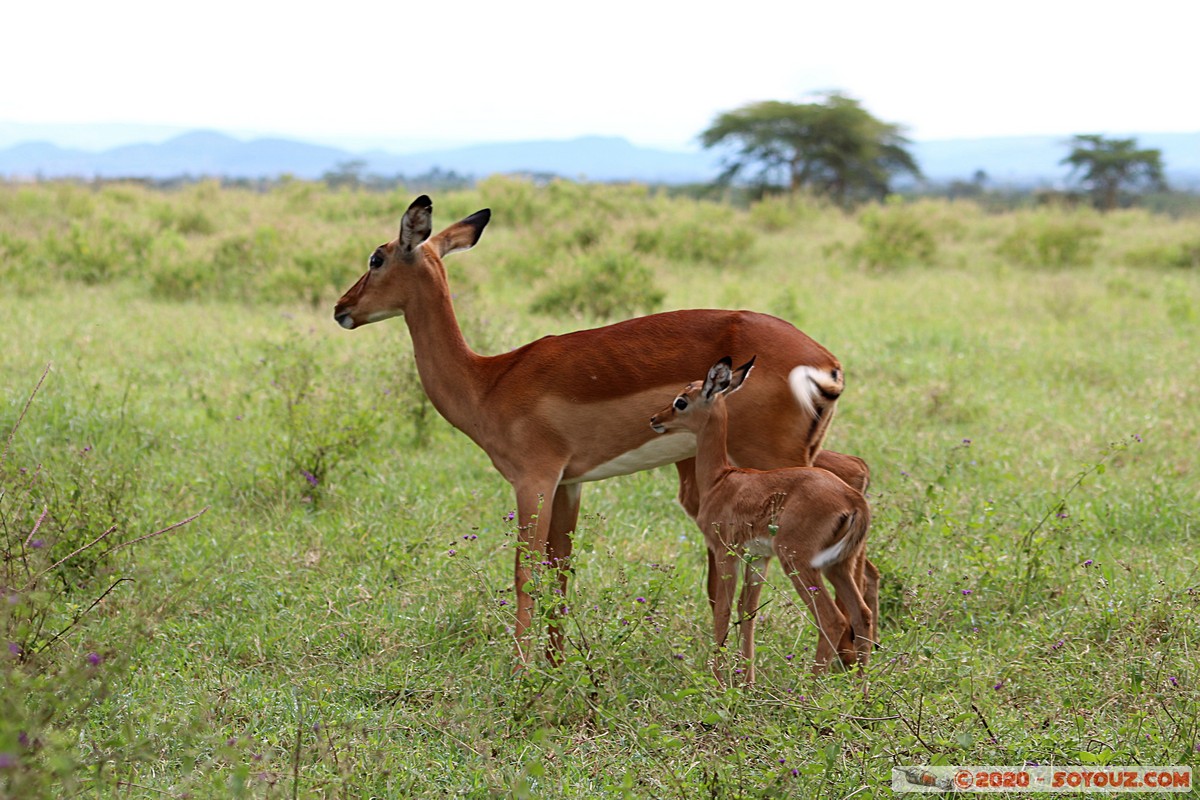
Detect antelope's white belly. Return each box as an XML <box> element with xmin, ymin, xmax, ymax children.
<box><xmin>565</xmin><ymin>433</ymin><xmax>697</xmax><ymax>484</ymax></box>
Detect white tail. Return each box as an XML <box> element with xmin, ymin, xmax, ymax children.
<box><xmin>810</xmin><ymin>511</ymin><xmax>863</xmax><ymax>569</ymax></box>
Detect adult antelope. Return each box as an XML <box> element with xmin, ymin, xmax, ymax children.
<box><xmin>649</xmin><ymin>357</ymin><xmax>874</xmax><ymax>679</ymax></box>
<box><xmin>334</xmin><ymin>195</ymin><xmax>858</xmax><ymax>663</ymax></box>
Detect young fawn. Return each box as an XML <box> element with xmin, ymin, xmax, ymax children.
<box><xmin>650</xmin><ymin>357</ymin><xmax>875</xmax><ymax>681</ymax></box>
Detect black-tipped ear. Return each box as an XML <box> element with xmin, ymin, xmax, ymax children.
<box><xmin>432</xmin><ymin>208</ymin><xmax>492</xmax><ymax>257</ymax></box>
<box><xmin>727</xmin><ymin>355</ymin><xmax>756</xmax><ymax>394</ymax></box>
<box><xmin>461</xmin><ymin>208</ymin><xmax>491</xmax><ymax>243</ymax></box>
<box><xmin>400</xmin><ymin>195</ymin><xmax>433</xmax><ymax>252</ymax></box>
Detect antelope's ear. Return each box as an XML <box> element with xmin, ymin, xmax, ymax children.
<box><xmin>725</xmin><ymin>355</ymin><xmax>756</xmax><ymax>394</ymax></box>
<box><xmin>702</xmin><ymin>357</ymin><xmax>734</xmax><ymax>400</ymax></box>
<box><xmin>400</xmin><ymin>195</ymin><xmax>433</xmax><ymax>253</ymax></box>
<box><xmin>431</xmin><ymin>208</ymin><xmax>491</xmax><ymax>257</ymax></box>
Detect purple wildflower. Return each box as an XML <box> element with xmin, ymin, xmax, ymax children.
<box><xmin>7</xmin><ymin>642</ymin><xmax>20</xmax><ymax>657</ymax></box>
<box><xmin>1083</xmin><ymin>559</ymin><xmax>1093</xmax><ymax>567</ymax></box>
<box><xmin>1169</xmin><ymin>676</ymin><xmax>1179</xmax><ymax>687</ymax></box>
<box><xmin>86</xmin><ymin>652</ymin><xmax>102</xmax><ymax>666</ymax></box>
<box><xmin>29</xmin><ymin>539</ymin><xmax>44</xmax><ymax>549</ymax></box>
<box><xmin>962</xmin><ymin>589</ymin><xmax>973</xmax><ymax>596</ymax></box>
<box><xmin>447</xmin><ymin>549</ymin><xmax>456</xmax><ymax>556</ymax></box>
<box><xmin>635</xmin><ymin>597</ymin><xmax>646</xmax><ymax>604</ymax></box>
<box><xmin>302</xmin><ymin>470</ymin><xmax>319</xmax><ymax>488</ymax></box>
<box><xmin>0</xmin><ymin>753</ymin><xmax>15</xmax><ymax>769</ymax></box>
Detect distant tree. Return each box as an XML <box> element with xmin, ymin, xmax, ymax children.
<box><xmin>1061</xmin><ymin>134</ymin><xmax>1166</xmax><ymax>211</ymax></box>
<box><xmin>323</xmin><ymin>159</ymin><xmax>367</xmax><ymax>189</ymax></box>
<box><xmin>699</xmin><ymin>92</ymin><xmax>922</xmax><ymax>206</ymax></box>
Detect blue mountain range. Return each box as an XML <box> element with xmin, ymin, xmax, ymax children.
<box><xmin>1</xmin><ymin>126</ymin><xmax>1197</xmax><ymax>188</ymax></box>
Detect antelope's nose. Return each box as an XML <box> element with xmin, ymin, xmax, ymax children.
<box><xmin>334</xmin><ymin>309</ymin><xmax>355</xmax><ymax>330</ymax></box>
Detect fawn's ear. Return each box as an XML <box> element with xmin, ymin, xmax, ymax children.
<box><xmin>399</xmin><ymin>195</ymin><xmax>433</xmax><ymax>253</ymax></box>
<box><xmin>702</xmin><ymin>357</ymin><xmax>734</xmax><ymax>400</ymax></box>
<box><xmin>725</xmin><ymin>355</ymin><xmax>756</xmax><ymax>395</ymax></box>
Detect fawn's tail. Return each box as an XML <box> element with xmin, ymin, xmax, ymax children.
<box><xmin>810</xmin><ymin>505</ymin><xmax>869</xmax><ymax>570</ymax></box>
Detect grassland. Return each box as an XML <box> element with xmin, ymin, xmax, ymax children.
<box><xmin>2</xmin><ymin>179</ymin><xmax>1198</xmax><ymax>797</ymax></box>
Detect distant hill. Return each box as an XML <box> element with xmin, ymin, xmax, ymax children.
<box><xmin>1</xmin><ymin>126</ymin><xmax>1197</xmax><ymax>188</ymax></box>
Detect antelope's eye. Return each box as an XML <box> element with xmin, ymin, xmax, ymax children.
<box><xmin>369</xmin><ymin>250</ymin><xmax>384</xmax><ymax>269</ymax></box>
<box><xmin>673</xmin><ymin>397</ymin><xmax>688</xmax><ymax>411</ymax></box>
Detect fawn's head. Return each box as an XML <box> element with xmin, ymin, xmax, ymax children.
<box><xmin>650</xmin><ymin>356</ymin><xmax>755</xmax><ymax>434</ymax></box>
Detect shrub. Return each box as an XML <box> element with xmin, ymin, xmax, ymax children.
<box><xmin>748</xmin><ymin>193</ymin><xmax>827</xmax><ymax>232</ymax></box>
<box><xmin>849</xmin><ymin>198</ymin><xmax>937</xmax><ymax>270</ymax></box>
<box><xmin>1125</xmin><ymin>238</ymin><xmax>1200</xmax><ymax>270</ymax></box>
<box><xmin>259</xmin><ymin>337</ymin><xmax>381</xmax><ymax>506</ymax></box>
<box><xmin>530</xmin><ymin>251</ymin><xmax>664</xmax><ymax>320</ymax></box>
<box><xmin>998</xmin><ymin>214</ymin><xmax>1102</xmax><ymax>268</ymax></box>
<box><xmin>1</xmin><ymin>367</ymin><xmax>201</xmax><ymax>796</ymax></box>
<box><xmin>632</xmin><ymin>214</ymin><xmax>755</xmax><ymax>267</ymax></box>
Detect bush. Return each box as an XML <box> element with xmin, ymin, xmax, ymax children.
<box><xmin>849</xmin><ymin>198</ymin><xmax>938</xmax><ymax>270</ymax></box>
<box><xmin>530</xmin><ymin>251</ymin><xmax>664</xmax><ymax>320</ymax></box>
<box><xmin>998</xmin><ymin>214</ymin><xmax>1102</xmax><ymax>268</ymax></box>
<box><xmin>1</xmin><ymin>367</ymin><xmax>201</xmax><ymax>796</ymax></box>
<box><xmin>632</xmin><ymin>213</ymin><xmax>756</xmax><ymax>267</ymax></box>
<box><xmin>1125</xmin><ymin>237</ymin><xmax>1200</xmax><ymax>270</ymax></box>
<box><xmin>748</xmin><ymin>193</ymin><xmax>827</xmax><ymax>232</ymax></box>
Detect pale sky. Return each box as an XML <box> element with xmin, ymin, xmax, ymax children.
<box><xmin>4</xmin><ymin>0</ymin><xmax>1198</xmax><ymax>152</ymax></box>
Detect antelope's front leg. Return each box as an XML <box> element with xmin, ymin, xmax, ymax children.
<box><xmin>545</xmin><ymin>483</ymin><xmax>582</xmax><ymax>664</ymax></box>
<box><xmin>512</xmin><ymin>484</ymin><xmax>556</xmax><ymax>666</ymax></box>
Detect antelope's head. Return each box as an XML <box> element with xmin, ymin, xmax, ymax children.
<box><xmin>333</xmin><ymin>195</ymin><xmax>491</xmax><ymax>330</ymax></box>
<box><xmin>649</xmin><ymin>356</ymin><xmax>756</xmax><ymax>434</ymax></box>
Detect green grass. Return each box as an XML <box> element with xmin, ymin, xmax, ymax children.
<box><xmin>1</xmin><ymin>181</ymin><xmax>1198</xmax><ymax>797</ymax></box>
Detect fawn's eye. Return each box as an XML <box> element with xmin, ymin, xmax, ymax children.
<box><xmin>369</xmin><ymin>250</ymin><xmax>384</xmax><ymax>269</ymax></box>
<box><xmin>673</xmin><ymin>397</ymin><xmax>688</xmax><ymax>411</ymax></box>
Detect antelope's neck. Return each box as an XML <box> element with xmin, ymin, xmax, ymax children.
<box><xmin>402</xmin><ymin>267</ymin><xmax>487</xmax><ymax>431</ymax></box>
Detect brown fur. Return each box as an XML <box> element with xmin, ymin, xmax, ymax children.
<box><xmin>650</xmin><ymin>358</ymin><xmax>874</xmax><ymax>680</ymax></box>
<box><xmin>334</xmin><ymin>196</ymin><xmax>866</xmax><ymax>665</ymax></box>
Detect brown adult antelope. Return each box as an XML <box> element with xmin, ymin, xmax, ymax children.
<box><xmin>649</xmin><ymin>357</ymin><xmax>874</xmax><ymax>680</ymax></box>
<box><xmin>334</xmin><ymin>195</ymin><xmax>861</xmax><ymax>664</ymax></box>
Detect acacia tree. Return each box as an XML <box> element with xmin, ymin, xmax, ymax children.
<box><xmin>1061</xmin><ymin>134</ymin><xmax>1166</xmax><ymax>211</ymax></box>
<box><xmin>700</xmin><ymin>92</ymin><xmax>921</xmax><ymax>206</ymax></box>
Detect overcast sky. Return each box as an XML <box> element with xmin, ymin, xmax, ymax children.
<box><xmin>5</xmin><ymin>0</ymin><xmax>1198</xmax><ymax>152</ymax></box>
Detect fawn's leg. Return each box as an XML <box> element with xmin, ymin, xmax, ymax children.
<box><xmin>825</xmin><ymin>560</ymin><xmax>873</xmax><ymax>669</ymax></box>
<box><xmin>776</xmin><ymin>551</ymin><xmax>848</xmax><ymax>674</ymax></box>
<box><xmin>709</xmin><ymin>537</ymin><xmax>739</xmax><ymax>685</ymax></box>
<box><xmin>736</xmin><ymin>555</ymin><xmax>770</xmax><ymax>684</ymax></box>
